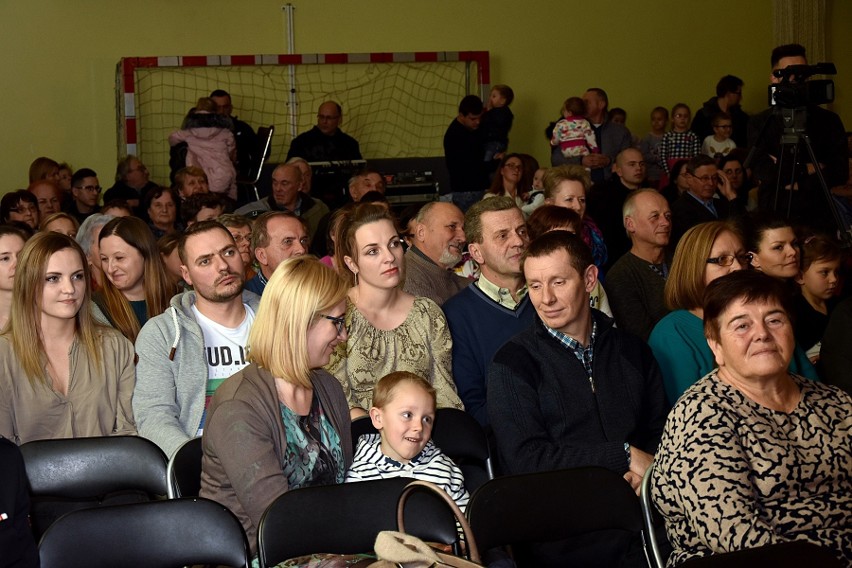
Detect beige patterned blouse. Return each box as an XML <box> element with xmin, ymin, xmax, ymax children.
<box><xmin>326</xmin><ymin>296</ymin><xmax>463</xmax><ymax>412</ymax></box>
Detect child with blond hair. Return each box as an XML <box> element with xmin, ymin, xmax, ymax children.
<box><xmin>346</xmin><ymin>371</ymin><xmax>469</xmax><ymax>510</ymax></box>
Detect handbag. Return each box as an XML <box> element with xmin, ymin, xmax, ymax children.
<box><xmin>368</xmin><ymin>480</ymin><xmax>483</xmax><ymax>568</ymax></box>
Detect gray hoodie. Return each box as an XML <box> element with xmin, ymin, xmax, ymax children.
<box><xmin>133</xmin><ymin>289</ymin><xmax>261</xmax><ymax>457</ymax></box>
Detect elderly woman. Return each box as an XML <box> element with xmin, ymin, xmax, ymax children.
<box><xmin>200</xmin><ymin>256</ymin><xmax>353</xmax><ymax>558</ymax></box>
<box><xmin>649</xmin><ymin>222</ymin><xmax>816</xmax><ymax>406</ymax></box>
<box><xmin>652</xmin><ymin>270</ymin><xmax>852</xmax><ymax>566</ymax></box>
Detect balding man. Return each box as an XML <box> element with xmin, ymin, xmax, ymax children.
<box><xmin>605</xmin><ymin>190</ymin><xmax>672</xmax><ymax>341</ymax></box>
<box><xmin>236</xmin><ymin>163</ymin><xmax>329</xmax><ymax>241</ymax></box>
<box><xmin>348</xmin><ymin>170</ymin><xmax>386</xmax><ymax>202</ymax></box>
<box><xmin>28</xmin><ymin>179</ymin><xmax>63</xmax><ymax>219</ymax></box>
<box><xmin>286</xmin><ymin>101</ymin><xmax>362</xmax><ymax>162</ymax></box>
<box><xmin>244</xmin><ymin>211</ymin><xmax>309</xmax><ymax>296</ymax></box>
<box><xmin>587</xmin><ymin>147</ymin><xmax>647</xmax><ymax>265</ymax></box>
<box><xmin>402</xmin><ymin>202</ymin><xmax>470</xmax><ymax>306</ymax></box>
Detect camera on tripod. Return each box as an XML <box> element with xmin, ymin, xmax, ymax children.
<box><xmin>768</xmin><ymin>63</ymin><xmax>836</xmax><ymax>107</ymax></box>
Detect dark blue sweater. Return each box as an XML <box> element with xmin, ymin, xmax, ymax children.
<box><xmin>443</xmin><ymin>284</ymin><xmax>535</xmax><ymax>426</ymax></box>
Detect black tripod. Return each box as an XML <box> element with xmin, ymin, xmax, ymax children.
<box><xmin>747</xmin><ymin>105</ymin><xmax>852</xmax><ymax>247</ymax></box>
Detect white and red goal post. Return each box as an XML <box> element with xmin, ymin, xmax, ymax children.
<box><xmin>116</xmin><ymin>51</ymin><xmax>490</xmax><ymax>183</ymax></box>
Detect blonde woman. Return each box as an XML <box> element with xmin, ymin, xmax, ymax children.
<box><xmin>329</xmin><ymin>203</ymin><xmax>462</xmax><ymax>418</ymax></box>
<box><xmin>0</xmin><ymin>232</ymin><xmax>135</xmax><ymax>444</ymax></box>
<box><xmin>200</xmin><ymin>256</ymin><xmax>352</xmax><ymax>557</ymax></box>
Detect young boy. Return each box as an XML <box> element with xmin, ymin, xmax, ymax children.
<box><xmin>701</xmin><ymin>111</ymin><xmax>737</xmax><ymax>160</ymax></box>
<box><xmin>346</xmin><ymin>371</ymin><xmax>469</xmax><ymax>510</ymax></box>
<box><xmin>639</xmin><ymin>106</ymin><xmax>668</xmax><ymax>188</ymax></box>
<box><xmin>481</xmin><ymin>84</ymin><xmax>515</xmax><ymax>163</ymax></box>
<box><xmin>550</xmin><ymin>97</ymin><xmax>599</xmax><ymax>160</ymax></box>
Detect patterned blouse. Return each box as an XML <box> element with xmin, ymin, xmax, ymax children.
<box><xmin>652</xmin><ymin>371</ymin><xmax>852</xmax><ymax>566</ymax></box>
<box><xmin>326</xmin><ymin>296</ymin><xmax>462</xmax><ymax>412</ymax></box>
<box><xmin>279</xmin><ymin>392</ymin><xmax>345</xmax><ymax>488</ymax></box>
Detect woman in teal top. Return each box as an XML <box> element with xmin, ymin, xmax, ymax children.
<box><xmin>649</xmin><ymin>222</ymin><xmax>817</xmax><ymax>406</ymax></box>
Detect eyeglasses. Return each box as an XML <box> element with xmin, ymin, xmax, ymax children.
<box><xmin>231</xmin><ymin>233</ymin><xmax>252</xmax><ymax>244</ymax></box>
<box><xmin>707</xmin><ymin>253</ymin><xmax>753</xmax><ymax>267</ymax></box>
<box><xmin>690</xmin><ymin>174</ymin><xmax>719</xmax><ymax>184</ymax></box>
<box><xmin>320</xmin><ymin>314</ymin><xmax>346</xmax><ymax>335</ymax></box>
<box><xmin>75</xmin><ymin>185</ymin><xmax>102</xmax><ymax>194</ymax></box>
<box><xmin>504</xmin><ymin>163</ymin><xmax>522</xmax><ymax>170</ymax></box>
<box><xmin>10</xmin><ymin>204</ymin><xmax>37</xmax><ymax>214</ymax></box>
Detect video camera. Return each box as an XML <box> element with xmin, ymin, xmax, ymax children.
<box><xmin>768</xmin><ymin>62</ymin><xmax>836</xmax><ymax>107</ymax></box>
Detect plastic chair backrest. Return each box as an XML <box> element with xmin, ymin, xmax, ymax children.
<box><xmin>678</xmin><ymin>541</ymin><xmax>843</xmax><ymax>567</ymax></box>
<box><xmin>167</xmin><ymin>436</ymin><xmax>203</xmax><ymax>499</ymax></box>
<box><xmin>466</xmin><ymin>466</ymin><xmax>643</xmax><ymax>552</ymax></box>
<box><xmin>20</xmin><ymin>435</ymin><xmax>168</xmax><ymax>538</ymax></box>
<box><xmin>37</xmin><ymin>497</ymin><xmax>250</xmax><ymax>568</ymax></box>
<box><xmin>257</xmin><ymin>477</ymin><xmax>458</xmax><ymax>568</ymax></box>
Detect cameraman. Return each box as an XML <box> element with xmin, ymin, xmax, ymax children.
<box><xmin>748</xmin><ymin>43</ymin><xmax>848</xmax><ymax>231</ymax></box>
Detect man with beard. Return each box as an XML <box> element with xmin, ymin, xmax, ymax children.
<box><xmin>133</xmin><ymin>221</ymin><xmax>261</xmax><ymax>457</ymax></box>
<box><xmin>402</xmin><ymin>201</ymin><xmax>470</xmax><ymax>306</ymax></box>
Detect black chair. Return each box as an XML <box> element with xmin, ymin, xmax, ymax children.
<box><xmin>351</xmin><ymin>408</ymin><xmax>495</xmax><ymax>494</ymax></box>
<box><xmin>256</xmin><ymin>477</ymin><xmax>459</xmax><ymax>568</ymax></box>
<box><xmin>166</xmin><ymin>436</ymin><xmax>203</xmax><ymax>498</ymax></box>
<box><xmin>20</xmin><ymin>435</ymin><xmax>168</xmax><ymax>538</ymax></box>
<box><xmin>640</xmin><ymin>461</ymin><xmax>672</xmax><ymax>568</ymax></box>
<box><xmin>237</xmin><ymin>124</ymin><xmax>274</xmax><ymax>202</ymax></box>
<box><xmin>38</xmin><ymin>497</ymin><xmax>250</xmax><ymax>568</ymax></box>
<box><xmin>466</xmin><ymin>467</ymin><xmax>644</xmax><ymax>564</ymax></box>
<box><xmin>679</xmin><ymin>541</ymin><xmax>843</xmax><ymax>567</ymax></box>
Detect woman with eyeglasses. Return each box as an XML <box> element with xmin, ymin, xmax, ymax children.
<box><xmin>482</xmin><ymin>153</ymin><xmax>528</xmax><ymax>208</ymax></box>
<box><xmin>200</xmin><ymin>256</ymin><xmax>352</xmax><ymax>559</ymax></box>
<box><xmin>649</xmin><ymin>221</ymin><xmax>816</xmax><ymax>406</ymax></box>
<box><xmin>328</xmin><ymin>203</ymin><xmax>462</xmax><ymax>418</ymax></box>
<box><xmin>0</xmin><ymin>190</ymin><xmax>39</xmax><ymax>230</ymax></box>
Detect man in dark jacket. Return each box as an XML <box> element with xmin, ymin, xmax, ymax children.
<box><xmin>691</xmin><ymin>75</ymin><xmax>750</xmax><ymax>147</ymax></box>
<box><xmin>488</xmin><ymin>230</ymin><xmax>666</xmax><ymax>567</ymax></box>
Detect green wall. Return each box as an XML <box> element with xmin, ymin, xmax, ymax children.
<box><xmin>1</xmin><ymin>0</ymin><xmax>849</xmax><ymax>192</ymax></box>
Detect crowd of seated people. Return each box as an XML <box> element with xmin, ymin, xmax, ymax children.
<box><xmin>2</xmin><ymin>42</ymin><xmax>851</xmax><ymax>568</ymax></box>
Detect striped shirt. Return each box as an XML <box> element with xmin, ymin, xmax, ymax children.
<box><xmin>345</xmin><ymin>434</ymin><xmax>469</xmax><ymax>511</ymax></box>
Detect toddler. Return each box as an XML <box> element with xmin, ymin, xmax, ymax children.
<box><xmin>168</xmin><ymin>97</ymin><xmax>237</xmax><ymax>199</ymax></box>
<box><xmin>550</xmin><ymin>97</ymin><xmax>599</xmax><ymax>159</ymax></box>
<box><xmin>521</xmin><ymin>167</ymin><xmax>547</xmax><ymax>218</ymax></box>
<box><xmin>658</xmin><ymin>103</ymin><xmax>700</xmax><ymax>179</ymax></box>
<box><xmin>701</xmin><ymin>112</ymin><xmax>737</xmax><ymax>160</ymax></box>
<box><xmin>794</xmin><ymin>234</ymin><xmax>842</xmax><ymax>362</ymax></box>
<box><xmin>639</xmin><ymin>107</ymin><xmax>668</xmax><ymax>187</ymax></box>
<box><xmin>346</xmin><ymin>371</ymin><xmax>469</xmax><ymax>510</ymax></box>
<box><xmin>481</xmin><ymin>84</ymin><xmax>515</xmax><ymax>162</ymax></box>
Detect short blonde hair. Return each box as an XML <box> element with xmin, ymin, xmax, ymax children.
<box><xmin>248</xmin><ymin>256</ymin><xmax>348</xmax><ymax>387</ymax></box>
<box><xmin>372</xmin><ymin>371</ymin><xmax>436</xmax><ymax>410</ymax></box>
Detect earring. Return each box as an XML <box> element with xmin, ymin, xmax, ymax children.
<box><xmin>354</xmin><ymin>272</ymin><xmax>359</xmax><ymax>286</ymax></box>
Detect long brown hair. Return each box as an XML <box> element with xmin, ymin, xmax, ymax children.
<box><xmin>3</xmin><ymin>232</ymin><xmax>103</xmax><ymax>387</ymax></box>
<box><xmin>96</xmin><ymin>216</ymin><xmax>175</xmax><ymax>342</ymax></box>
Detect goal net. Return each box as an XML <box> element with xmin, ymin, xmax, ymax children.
<box><xmin>116</xmin><ymin>52</ymin><xmax>489</xmax><ymax>184</ymax></box>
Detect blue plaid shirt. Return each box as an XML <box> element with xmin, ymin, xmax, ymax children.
<box><xmin>542</xmin><ymin>319</ymin><xmax>598</xmax><ymax>392</ymax></box>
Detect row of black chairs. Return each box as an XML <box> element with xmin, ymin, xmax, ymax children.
<box><xmin>20</xmin><ymin>421</ymin><xmax>842</xmax><ymax>567</ymax></box>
